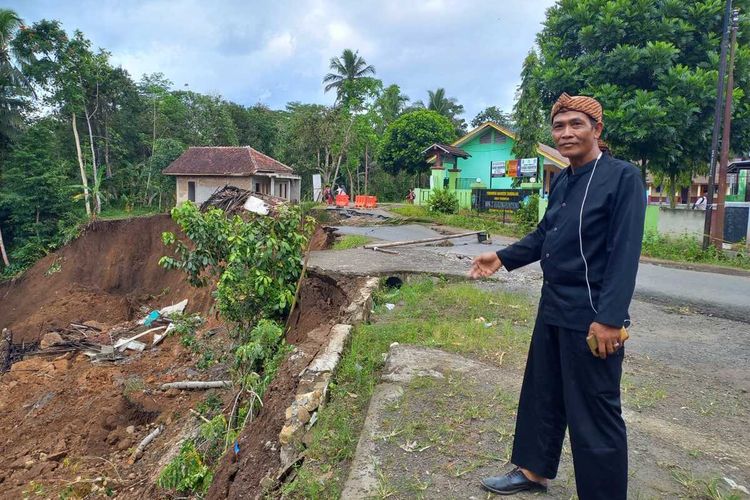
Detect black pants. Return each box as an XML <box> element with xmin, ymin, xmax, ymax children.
<box><xmin>511</xmin><ymin>313</ymin><xmax>627</xmax><ymax>500</ymax></box>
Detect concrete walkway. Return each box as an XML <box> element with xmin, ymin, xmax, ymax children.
<box><xmin>342</xmin><ymin>345</ymin><xmax>750</xmax><ymax>499</ymax></box>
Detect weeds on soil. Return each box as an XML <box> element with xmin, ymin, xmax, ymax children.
<box><xmin>282</xmin><ymin>278</ymin><xmax>534</xmax><ymax>498</ymax></box>
<box><xmin>333</xmin><ymin>234</ymin><xmax>370</xmax><ymax>250</ymax></box>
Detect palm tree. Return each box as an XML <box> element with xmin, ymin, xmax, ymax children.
<box><xmin>322</xmin><ymin>49</ymin><xmax>375</xmax><ymax>103</ymax></box>
<box><xmin>0</xmin><ymin>9</ymin><xmax>26</xmax><ymax>267</ymax></box>
<box><xmin>426</xmin><ymin>88</ymin><xmax>463</xmax><ymax>117</ymax></box>
<box><xmin>414</xmin><ymin>88</ymin><xmax>466</xmax><ymax>133</ymax></box>
<box><xmin>0</xmin><ymin>9</ymin><xmax>27</xmax><ymax>146</ymax></box>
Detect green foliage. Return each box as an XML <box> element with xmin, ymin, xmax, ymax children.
<box><xmin>536</xmin><ymin>0</ymin><xmax>750</xmax><ymax>181</ymax></box>
<box><xmin>514</xmin><ymin>194</ymin><xmax>540</xmax><ymax>233</ymax></box>
<box><xmin>156</xmin><ymin>441</ymin><xmax>213</xmax><ymax>496</ymax></box>
<box><xmin>512</xmin><ymin>51</ymin><xmax>544</xmax><ymax>161</ymax></box>
<box><xmin>378</xmin><ymin>110</ymin><xmax>456</xmax><ymax>176</ymax></box>
<box><xmin>471</xmin><ymin>106</ymin><xmax>515</xmax><ymax>129</ymax></box>
<box><xmin>641</xmin><ymin>231</ymin><xmax>749</xmax><ymax>270</ymax></box>
<box><xmin>426</xmin><ymin>188</ymin><xmax>459</xmax><ymax>214</ymax></box>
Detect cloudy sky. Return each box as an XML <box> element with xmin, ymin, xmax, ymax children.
<box><xmin>8</xmin><ymin>0</ymin><xmax>558</xmax><ymax>120</ymax></box>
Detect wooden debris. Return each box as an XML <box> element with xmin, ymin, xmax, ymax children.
<box><xmin>200</xmin><ymin>185</ymin><xmax>287</xmax><ymax>215</ymax></box>
<box><xmin>160</xmin><ymin>380</ymin><xmax>232</xmax><ymax>390</ymax></box>
<box><xmin>114</xmin><ymin>326</ymin><xmax>167</xmax><ymax>351</ymax></box>
<box><xmin>363</xmin><ymin>230</ymin><xmax>487</xmax><ymax>250</ymax></box>
<box><xmin>129</xmin><ymin>425</ymin><xmax>164</xmax><ymax>464</ymax></box>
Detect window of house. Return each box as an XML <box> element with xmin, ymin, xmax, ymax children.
<box><xmin>479</xmin><ymin>132</ymin><xmax>492</xmax><ymax>144</ymax></box>
<box><xmin>188</xmin><ymin>181</ymin><xmax>195</xmax><ymax>202</ymax></box>
<box><xmin>493</xmin><ymin>132</ymin><xmax>507</xmax><ymax>144</ymax></box>
<box><xmin>255</xmin><ymin>182</ymin><xmax>260</xmax><ymax>193</ymax></box>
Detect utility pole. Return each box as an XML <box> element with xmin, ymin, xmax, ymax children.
<box><xmin>712</xmin><ymin>8</ymin><xmax>740</xmax><ymax>249</ymax></box>
<box><xmin>703</xmin><ymin>0</ymin><xmax>733</xmax><ymax>250</ymax></box>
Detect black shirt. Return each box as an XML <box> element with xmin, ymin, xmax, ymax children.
<box><xmin>497</xmin><ymin>154</ymin><xmax>646</xmax><ymax>331</ymax></box>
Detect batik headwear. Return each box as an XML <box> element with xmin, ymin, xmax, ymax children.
<box><xmin>551</xmin><ymin>92</ymin><xmax>608</xmax><ymax>151</ymax></box>
<box><xmin>550</xmin><ymin>92</ymin><xmax>603</xmax><ymax>124</ymax></box>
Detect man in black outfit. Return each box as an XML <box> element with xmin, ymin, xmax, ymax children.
<box><xmin>469</xmin><ymin>93</ymin><xmax>646</xmax><ymax>499</ymax></box>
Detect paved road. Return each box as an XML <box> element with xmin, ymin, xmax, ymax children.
<box><xmin>334</xmin><ymin>224</ymin><xmax>750</xmax><ymax>322</ymax></box>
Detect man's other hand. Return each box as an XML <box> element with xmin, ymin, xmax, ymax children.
<box><xmin>588</xmin><ymin>321</ymin><xmax>623</xmax><ymax>359</ymax></box>
<box><xmin>469</xmin><ymin>252</ymin><xmax>502</xmax><ymax>279</ymax></box>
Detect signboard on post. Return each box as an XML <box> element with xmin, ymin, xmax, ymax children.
<box><xmin>471</xmin><ymin>189</ymin><xmax>533</xmax><ymax>219</ymax></box>
<box><xmin>520</xmin><ymin>158</ymin><xmax>538</xmax><ymax>177</ymax></box>
<box><xmin>490</xmin><ymin>161</ymin><xmax>505</xmax><ymax>178</ymax></box>
<box><xmin>506</xmin><ymin>159</ymin><xmax>519</xmax><ymax>177</ymax></box>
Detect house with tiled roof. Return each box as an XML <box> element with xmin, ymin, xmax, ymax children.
<box><xmin>163</xmin><ymin>146</ymin><xmax>301</xmax><ymax>205</ymax></box>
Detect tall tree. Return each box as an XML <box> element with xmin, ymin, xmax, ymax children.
<box><xmin>0</xmin><ymin>120</ymin><xmax>74</xmax><ymax>263</ymax></box>
<box><xmin>471</xmin><ymin>106</ymin><xmax>514</xmax><ymax>129</ymax></box>
<box><xmin>374</xmin><ymin>84</ymin><xmax>410</xmax><ymax>131</ymax></box>
<box><xmin>378</xmin><ymin>109</ymin><xmax>457</xmax><ymax>180</ymax></box>
<box><xmin>0</xmin><ymin>9</ymin><xmax>28</xmax><ymax>265</ymax></box>
<box><xmin>512</xmin><ymin>50</ymin><xmax>544</xmax><ymax>160</ymax></box>
<box><xmin>0</xmin><ymin>8</ymin><xmax>28</xmax><ymax>152</ymax></box>
<box><xmin>322</xmin><ymin>49</ymin><xmax>376</xmax><ymax>104</ymax></box>
<box><xmin>415</xmin><ymin>88</ymin><xmax>466</xmax><ymax>133</ymax></box>
<box><xmin>535</xmin><ymin>0</ymin><xmax>750</xmax><ymax>198</ymax></box>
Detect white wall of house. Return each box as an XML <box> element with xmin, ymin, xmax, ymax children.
<box><xmin>175</xmin><ymin>175</ymin><xmax>301</xmax><ymax>204</ymax></box>
<box><xmin>176</xmin><ymin>176</ymin><xmax>253</xmax><ymax>205</ymax></box>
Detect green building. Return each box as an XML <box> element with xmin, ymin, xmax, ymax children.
<box><xmin>415</xmin><ymin>122</ymin><xmax>569</xmax><ymax>209</ymax></box>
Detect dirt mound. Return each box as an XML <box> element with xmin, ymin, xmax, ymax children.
<box><xmin>0</xmin><ymin>215</ymin><xmax>213</xmax><ymax>344</ymax></box>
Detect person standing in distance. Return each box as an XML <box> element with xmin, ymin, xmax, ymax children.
<box><xmin>469</xmin><ymin>93</ymin><xmax>646</xmax><ymax>499</ymax></box>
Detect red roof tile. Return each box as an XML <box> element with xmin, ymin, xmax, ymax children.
<box><xmin>163</xmin><ymin>146</ymin><xmax>295</xmax><ymax>176</ymax></box>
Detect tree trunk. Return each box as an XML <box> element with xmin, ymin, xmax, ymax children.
<box><xmin>364</xmin><ymin>143</ymin><xmax>369</xmax><ymax>196</ymax></box>
<box><xmin>84</xmin><ymin>104</ymin><xmax>101</xmax><ymax>214</ymax></box>
<box><xmin>640</xmin><ymin>158</ymin><xmax>648</xmax><ymax>189</ymax></box>
<box><xmin>104</xmin><ymin>113</ymin><xmax>112</xmax><ymax>179</ymax></box>
<box><xmin>669</xmin><ymin>173</ymin><xmax>677</xmax><ymax>209</ymax></box>
<box><xmin>0</xmin><ymin>224</ymin><xmax>9</xmax><ymax>267</ymax></box>
<box><xmin>348</xmin><ymin>169</ymin><xmax>354</xmax><ymax>199</ymax></box>
<box><xmin>72</xmin><ymin>113</ymin><xmax>92</xmax><ymax>217</ymax></box>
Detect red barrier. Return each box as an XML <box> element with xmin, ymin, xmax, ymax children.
<box><xmin>335</xmin><ymin>194</ymin><xmax>350</xmax><ymax>207</ymax></box>
<box><xmin>364</xmin><ymin>196</ymin><xmax>377</xmax><ymax>208</ymax></box>
<box><xmin>354</xmin><ymin>195</ymin><xmax>366</xmax><ymax>208</ymax></box>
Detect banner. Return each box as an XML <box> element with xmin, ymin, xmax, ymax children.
<box><xmin>471</xmin><ymin>189</ymin><xmax>533</xmax><ymax>216</ymax></box>
<box><xmin>490</xmin><ymin>161</ymin><xmax>505</xmax><ymax>178</ymax></box>
<box><xmin>506</xmin><ymin>159</ymin><xmax>518</xmax><ymax>177</ymax></box>
<box><xmin>520</xmin><ymin>157</ymin><xmax>538</xmax><ymax>177</ymax></box>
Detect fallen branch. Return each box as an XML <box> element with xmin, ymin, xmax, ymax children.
<box><xmin>160</xmin><ymin>380</ymin><xmax>232</xmax><ymax>390</ymax></box>
<box><xmin>114</xmin><ymin>325</ymin><xmax>167</xmax><ymax>351</ymax></box>
<box><xmin>372</xmin><ymin>247</ymin><xmax>400</xmax><ymax>255</ymax></box>
<box><xmin>129</xmin><ymin>425</ymin><xmax>163</xmax><ymax>463</ymax></box>
<box><xmin>189</xmin><ymin>409</ymin><xmax>211</xmax><ymax>423</ymax></box>
<box><xmin>363</xmin><ymin>231</ymin><xmax>485</xmax><ymax>250</ymax></box>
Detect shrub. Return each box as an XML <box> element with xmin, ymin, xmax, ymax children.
<box><xmin>157</xmin><ymin>441</ymin><xmax>213</xmax><ymax>495</ymax></box>
<box><xmin>514</xmin><ymin>194</ymin><xmax>539</xmax><ymax>232</ymax></box>
<box><xmin>427</xmin><ymin>188</ymin><xmax>459</xmax><ymax>214</ymax></box>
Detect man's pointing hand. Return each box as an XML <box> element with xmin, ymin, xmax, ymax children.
<box><xmin>469</xmin><ymin>252</ymin><xmax>502</xmax><ymax>279</ymax></box>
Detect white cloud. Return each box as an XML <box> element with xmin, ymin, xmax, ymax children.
<box><xmin>8</xmin><ymin>0</ymin><xmax>558</xmax><ymax>117</ymax></box>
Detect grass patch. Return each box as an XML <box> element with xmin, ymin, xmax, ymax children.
<box><xmin>99</xmin><ymin>205</ymin><xmax>164</xmax><ymax>220</ymax></box>
<box><xmin>282</xmin><ymin>278</ymin><xmax>534</xmax><ymax>498</ymax></box>
<box><xmin>332</xmin><ymin>234</ymin><xmax>370</xmax><ymax>250</ymax></box>
<box><xmin>641</xmin><ymin>231</ymin><xmax>750</xmax><ymax>270</ymax></box>
<box><xmin>621</xmin><ymin>375</ymin><xmax>667</xmax><ymax>411</ymax></box>
<box><xmin>390</xmin><ymin>205</ymin><xmax>527</xmax><ymax>238</ymax></box>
